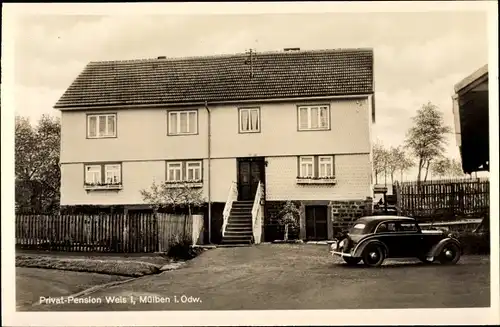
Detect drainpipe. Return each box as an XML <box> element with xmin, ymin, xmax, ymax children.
<box><xmin>205</xmin><ymin>101</ymin><xmax>212</xmax><ymax>244</ymax></box>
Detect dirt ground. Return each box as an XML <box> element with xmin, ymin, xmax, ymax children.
<box><xmin>18</xmin><ymin>244</ymin><xmax>490</xmax><ymax>311</ymax></box>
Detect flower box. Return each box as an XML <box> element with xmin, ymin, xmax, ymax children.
<box><xmin>84</xmin><ymin>183</ymin><xmax>123</xmax><ymax>191</ymax></box>
<box><xmin>165</xmin><ymin>181</ymin><xmax>204</xmax><ymax>188</ymax></box>
<box><xmin>296</xmin><ymin>177</ymin><xmax>337</xmax><ymax>185</ymax></box>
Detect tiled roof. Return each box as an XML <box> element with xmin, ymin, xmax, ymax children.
<box><xmin>54</xmin><ymin>48</ymin><xmax>374</xmax><ymax>109</ymax></box>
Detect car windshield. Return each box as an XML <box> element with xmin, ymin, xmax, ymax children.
<box><xmin>349</xmin><ymin>223</ymin><xmax>367</xmax><ymax>235</ymax></box>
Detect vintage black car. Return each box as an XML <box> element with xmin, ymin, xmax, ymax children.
<box><xmin>329</xmin><ymin>216</ymin><xmax>462</xmax><ymax>267</ymax></box>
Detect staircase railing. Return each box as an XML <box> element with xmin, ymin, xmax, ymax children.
<box><xmin>252</xmin><ymin>181</ymin><xmax>264</xmax><ymax>244</ymax></box>
<box><xmin>222</xmin><ymin>181</ymin><xmax>238</xmax><ymax>237</ymax></box>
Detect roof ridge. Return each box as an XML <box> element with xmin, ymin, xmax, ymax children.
<box><xmin>87</xmin><ymin>47</ymin><xmax>374</xmax><ymax>65</ymax></box>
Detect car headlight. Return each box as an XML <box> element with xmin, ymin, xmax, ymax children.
<box><xmin>339</xmin><ymin>239</ymin><xmax>346</xmax><ymax>248</ymax></box>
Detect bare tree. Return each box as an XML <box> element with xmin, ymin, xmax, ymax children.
<box><xmin>430</xmin><ymin>157</ymin><xmax>451</xmax><ymax>179</ymax></box>
<box><xmin>397</xmin><ymin>148</ymin><xmax>414</xmax><ymax>182</ymax></box>
<box><xmin>387</xmin><ymin>146</ymin><xmax>403</xmax><ymax>184</ymax></box>
<box><xmin>431</xmin><ymin>157</ymin><xmax>465</xmax><ymax>179</ymax></box>
<box><xmin>140</xmin><ymin>181</ymin><xmax>205</xmax><ymax>234</ymax></box>
<box><xmin>405</xmin><ymin>102</ymin><xmax>451</xmax><ymax>184</ymax></box>
<box><xmin>373</xmin><ymin>141</ymin><xmax>389</xmax><ymax>185</ymax></box>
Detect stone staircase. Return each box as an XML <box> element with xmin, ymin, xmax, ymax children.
<box><xmin>221</xmin><ymin>200</ymin><xmax>254</xmax><ymax>245</ymax></box>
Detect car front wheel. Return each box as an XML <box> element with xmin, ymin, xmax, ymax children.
<box><xmin>438</xmin><ymin>243</ymin><xmax>461</xmax><ymax>265</ymax></box>
<box><xmin>417</xmin><ymin>256</ymin><xmax>433</xmax><ymax>264</ymax></box>
<box><xmin>343</xmin><ymin>257</ymin><xmax>361</xmax><ymax>265</ymax></box>
<box><xmin>362</xmin><ymin>244</ymin><xmax>386</xmax><ymax>267</ymax></box>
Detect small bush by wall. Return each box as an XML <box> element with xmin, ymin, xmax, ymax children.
<box><xmin>167</xmin><ymin>233</ymin><xmax>203</xmax><ymax>260</ymax></box>
<box><xmin>457</xmin><ymin>232</ymin><xmax>490</xmax><ymax>255</ymax></box>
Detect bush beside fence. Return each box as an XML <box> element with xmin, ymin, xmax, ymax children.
<box><xmin>16</xmin><ymin>213</ymin><xmax>203</xmax><ymax>253</ymax></box>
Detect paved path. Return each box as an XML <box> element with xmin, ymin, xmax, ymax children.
<box><xmin>20</xmin><ymin>244</ymin><xmax>490</xmax><ymax>311</ymax></box>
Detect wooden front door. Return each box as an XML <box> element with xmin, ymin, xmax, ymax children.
<box><xmin>237</xmin><ymin>158</ymin><xmax>265</xmax><ymax>201</ymax></box>
<box><xmin>305</xmin><ymin>206</ymin><xmax>328</xmax><ymax>240</ymax></box>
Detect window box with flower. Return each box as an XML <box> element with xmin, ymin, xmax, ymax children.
<box><xmin>296</xmin><ymin>155</ymin><xmax>336</xmax><ymax>185</ymax></box>
<box><xmin>295</xmin><ymin>176</ymin><xmax>337</xmax><ymax>185</ymax></box>
<box><xmin>165</xmin><ymin>179</ymin><xmax>204</xmax><ymax>188</ymax></box>
<box><xmin>84</xmin><ymin>163</ymin><xmax>122</xmax><ymax>191</ymax></box>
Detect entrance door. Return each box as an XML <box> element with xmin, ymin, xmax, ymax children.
<box><xmin>305</xmin><ymin>206</ymin><xmax>328</xmax><ymax>240</ymax></box>
<box><xmin>237</xmin><ymin>158</ymin><xmax>265</xmax><ymax>201</ymax></box>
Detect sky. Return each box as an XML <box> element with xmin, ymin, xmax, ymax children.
<box><xmin>13</xmin><ymin>10</ymin><xmax>489</xmax><ymax>179</ymax></box>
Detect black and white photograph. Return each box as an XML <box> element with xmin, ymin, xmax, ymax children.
<box><xmin>2</xmin><ymin>2</ymin><xmax>499</xmax><ymax>326</ymax></box>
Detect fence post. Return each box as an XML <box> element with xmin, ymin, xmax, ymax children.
<box><xmin>395</xmin><ymin>181</ymin><xmax>402</xmax><ymax>215</ymax></box>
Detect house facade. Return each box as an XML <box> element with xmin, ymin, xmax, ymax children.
<box><xmin>56</xmin><ymin>48</ymin><xmax>376</xmax><ymax>244</ymax></box>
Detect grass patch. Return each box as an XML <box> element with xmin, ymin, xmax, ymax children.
<box><xmin>16</xmin><ymin>255</ymin><xmax>162</xmax><ymax>277</ymax></box>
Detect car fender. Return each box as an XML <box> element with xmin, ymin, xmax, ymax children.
<box><xmin>428</xmin><ymin>237</ymin><xmax>462</xmax><ymax>257</ymax></box>
<box><xmin>352</xmin><ymin>239</ymin><xmax>389</xmax><ymax>258</ymax></box>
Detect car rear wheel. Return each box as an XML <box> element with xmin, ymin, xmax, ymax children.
<box><xmin>438</xmin><ymin>243</ymin><xmax>461</xmax><ymax>265</ymax></box>
<box><xmin>362</xmin><ymin>244</ymin><xmax>385</xmax><ymax>267</ymax></box>
<box><xmin>343</xmin><ymin>257</ymin><xmax>361</xmax><ymax>265</ymax></box>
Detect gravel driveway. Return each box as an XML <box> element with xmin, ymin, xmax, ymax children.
<box><xmin>22</xmin><ymin>244</ymin><xmax>490</xmax><ymax>311</ymax></box>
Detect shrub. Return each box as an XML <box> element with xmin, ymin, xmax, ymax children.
<box><xmin>167</xmin><ymin>233</ymin><xmax>202</xmax><ymax>260</ymax></box>
<box><xmin>457</xmin><ymin>231</ymin><xmax>490</xmax><ymax>255</ymax></box>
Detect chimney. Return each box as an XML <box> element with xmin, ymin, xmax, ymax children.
<box><xmin>157</xmin><ymin>56</ymin><xmax>167</xmax><ymax>59</ymax></box>
<box><xmin>284</xmin><ymin>47</ymin><xmax>300</xmax><ymax>52</ymax></box>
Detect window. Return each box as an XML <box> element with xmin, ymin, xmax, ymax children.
<box><xmin>167</xmin><ymin>162</ymin><xmax>183</xmax><ymax>182</ymax></box>
<box><xmin>166</xmin><ymin>160</ymin><xmax>203</xmax><ymax>182</ymax></box>
<box><xmin>239</xmin><ymin>107</ymin><xmax>260</xmax><ymax>133</ymax></box>
<box><xmin>186</xmin><ymin>161</ymin><xmax>202</xmax><ymax>181</ymax></box>
<box><xmin>87</xmin><ymin>114</ymin><xmax>116</xmax><ymax>138</ymax></box>
<box><xmin>105</xmin><ymin>164</ymin><xmax>121</xmax><ymax>184</ymax></box>
<box><xmin>299</xmin><ymin>156</ymin><xmax>314</xmax><ymax>178</ymax></box>
<box><xmin>318</xmin><ymin>156</ymin><xmax>334</xmax><ymax>178</ymax></box>
<box><xmin>398</xmin><ymin>222</ymin><xmax>419</xmax><ymax>232</ymax></box>
<box><xmin>297</xmin><ymin>155</ymin><xmax>335</xmax><ymax>178</ymax></box>
<box><xmin>349</xmin><ymin>223</ymin><xmax>367</xmax><ymax>235</ymax></box>
<box><xmin>85</xmin><ymin>165</ymin><xmax>102</xmax><ymax>184</ymax></box>
<box><xmin>298</xmin><ymin>105</ymin><xmax>330</xmax><ymax>130</ymax></box>
<box><xmin>168</xmin><ymin>110</ymin><xmax>198</xmax><ymax>135</ymax></box>
<box><xmin>376</xmin><ymin>222</ymin><xmax>397</xmax><ymax>233</ymax></box>
<box><xmin>84</xmin><ymin>163</ymin><xmax>122</xmax><ymax>186</ymax></box>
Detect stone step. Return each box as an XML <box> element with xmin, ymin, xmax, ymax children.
<box><xmin>224</xmin><ymin>230</ymin><xmax>253</xmax><ymax>237</ymax></box>
<box><xmin>228</xmin><ymin>215</ymin><xmax>252</xmax><ymax>220</ymax></box>
<box><xmin>217</xmin><ymin>244</ymin><xmax>252</xmax><ymax>248</ymax></box>
<box><xmin>221</xmin><ymin>238</ymin><xmax>252</xmax><ymax>245</ymax></box>
<box><xmin>226</xmin><ymin>225</ymin><xmax>253</xmax><ymax>232</ymax></box>
<box><xmin>233</xmin><ymin>200</ymin><xmax>254</xmax><ymax>204</ymax></box>
<box><xmin>230</xmin><ymin>208</ymin><xmax>253</xmax><ymax>214</ymax></box>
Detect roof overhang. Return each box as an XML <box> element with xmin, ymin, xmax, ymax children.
<box><xmin>452</xmin><ymin>64</ymin><xmax>489</xmax><ymax>174</ymax></box>
<box><xmin>54</xmin><ymin>93</ymin><xmax>374</xmax><ymax>111</ymax></box>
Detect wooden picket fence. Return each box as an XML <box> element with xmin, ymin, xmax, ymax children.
<box><xmin>16</xmin><ymin>213</ymin><xmax>200</xmax><ymax>253</ymax></box>
<box><xmin>395</xmin><ymin>178</ymin><xmax>489</xmax><ymax>222</ymax></box>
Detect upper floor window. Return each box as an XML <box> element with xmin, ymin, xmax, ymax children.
<box><xmin>297</xmin><ymin>105</ymin><xmax>330</xmax><ymax>131</ymax></box>
<box><xmin>168</xmin><ymin>110</ymin><xmax>198</xmax><ymax>135</ymax></box>
<box><xmin>239</xmin><ymin>107</ymin><xmax>260</xmax><ymax>133</ymax></box>
<box><xmin>87</xmin><ymin>113</ymin><xmax>116</xmax><ymax>138</ymax></box>
<box><xmin>166</xmin><ymin>160</ymin><xmax>203</xmax><ymax>182</ymax></box>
